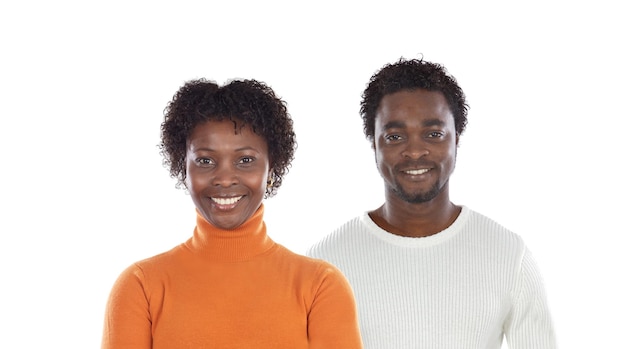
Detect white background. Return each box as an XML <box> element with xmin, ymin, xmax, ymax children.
<box><xmin>1</xmin><ymin>1</ymin><xmax>624</xmax><ymax>348</ymax></box>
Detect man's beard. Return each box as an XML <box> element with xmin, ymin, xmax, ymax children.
<box><xmin>391</xmin><ymin>179</ymin><xmax>447</xmax><ymax>204</ymax></box>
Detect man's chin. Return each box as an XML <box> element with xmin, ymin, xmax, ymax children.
<box><xmin>395</xmin><ymin>188</ymin><xmax>441</xmax><ymax>204</ymax></box>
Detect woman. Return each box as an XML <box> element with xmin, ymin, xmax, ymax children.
<box><xmin>101</xmin><ymin>79</ymin><xmax>363</xmax><ymax>348</ymax></box>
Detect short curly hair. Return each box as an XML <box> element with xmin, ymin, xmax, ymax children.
<box><xmin>159</xmin><ymin>78</ymin><xmax>296</xmax><ymax>198</ymax></box>
<box><xmin>360</xmin><ymin>57</ymin><xmax>469</xmax><ymax>143</ymax></box>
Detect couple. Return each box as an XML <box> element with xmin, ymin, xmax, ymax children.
<box><xmin>101</xmin><ymin>57</ymin><xmax>556</xmax><ymax>349</ymax></box>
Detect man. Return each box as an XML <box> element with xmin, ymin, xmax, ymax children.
<box><xmin>307</xmin><ymin>57</ymin><xmax>556</xmax><ymax>348</ymax></box>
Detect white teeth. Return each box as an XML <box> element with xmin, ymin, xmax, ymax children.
<box><xmin>212</xmin><ymin>196</ymin><xmax>242</xmax><ymax>205</ymax></box>
<box><xmin>405</xmin><ymin>169</ymin><xmax>429</xmax><ymax>175</ymax></box>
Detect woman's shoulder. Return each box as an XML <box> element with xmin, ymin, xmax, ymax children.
<box><xmin>119</xmin><ymin>243</ymin><xmax>187</xmax><ymax>276</ymax></box>
<box><xmin>274</xmin><ymin>244</ymin><xmax>348</xmax><ymax>279</ymax></box>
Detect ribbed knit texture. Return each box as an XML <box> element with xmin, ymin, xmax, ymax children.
<box><xmin>307</xmin><ymin>206</ymin><xmax>556</xmax><ymax>349</ymax></box>
<box><xmin>102</xmin><ymin>204</ymin><xmax>363</xmax><ymax>349</ymax></box>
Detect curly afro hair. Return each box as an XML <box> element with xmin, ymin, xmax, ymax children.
<box><xmin>159</xmin><ymin>78</ymin><xmax>296</xmax><ymax>198</ymax></box>
<box><xmin>360</xmin><ymin>57</ymin><xmax>469</xmax><ymax>144</ymax></box>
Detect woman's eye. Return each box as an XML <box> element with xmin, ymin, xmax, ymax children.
<box><xmin>197</xmin><ymin>158</ymin><xmax>214</xmax><ymax>166</ymax></box>
<box><xmin>239</xmin><ymin>156</ymin><xmax>255</xmax><ymax>164</ymax></box>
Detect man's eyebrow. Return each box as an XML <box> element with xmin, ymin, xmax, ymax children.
<box><xmin>383</xmin><ymin>119</ymin><xmax>446</xmax><ymax>130</ymax></box>
<box><xmin>382</xmin><ymin>121</ymin><xmax>406</xmax><ymax>130</ymax></box>
<box><xmin>422</xmin><ymin>118</ymin><xmax>446</xmax><ymax>127</ymax></box>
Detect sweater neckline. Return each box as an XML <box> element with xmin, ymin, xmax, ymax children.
<box><xmin>185</xmin><ymin>204</ymin><xmax>275</xmax><ymax>261</ymax></box>
<box><xmin>361</xmin><ymin>205</ymin><xmax>469</xmax><ymax>248</ymax></box>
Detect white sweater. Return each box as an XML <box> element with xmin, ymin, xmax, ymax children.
<box><xmin>306</xmin><ymin>206</ymin><xmax>556</xmax><ymax>349</ymax></box>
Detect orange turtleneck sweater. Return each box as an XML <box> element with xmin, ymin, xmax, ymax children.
<box><xmin>102</xmin><ymin>204</ymin><xmax>362</xmax><ymax>349</ymax></box>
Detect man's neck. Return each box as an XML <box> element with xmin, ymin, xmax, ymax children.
<box><xmin>369</xmin><ymin>198</ymin><xmax>461</xmax><ymax>238</ymax></box>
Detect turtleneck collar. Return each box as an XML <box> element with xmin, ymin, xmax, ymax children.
<box><xmin>185</xmin><ymin>204</ymin><xmax>275</xmax><ymax>262</ymax></box>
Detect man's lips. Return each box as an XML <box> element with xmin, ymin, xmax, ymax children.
<box><xmin>403</xmin><ymin>168</ymin><xmax>430</xmax><ymax>175</ymax></box>
<box><xmin>397</xmin><ymin>160</ymin><xmax>436</xmax><ymax>175</ymax></box>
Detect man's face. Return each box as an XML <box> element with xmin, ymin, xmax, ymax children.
<box><xmin>373</xmin><ymin>89</ymin><xmax>458</xmax><ymax>204</ymax></box>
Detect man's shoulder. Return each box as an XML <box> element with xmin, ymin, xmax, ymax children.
<box><xmin>306</xmin><ymin>214</ymin><xmax>366</xmax><ymax>257</ymax></box>
<box><xmin>465</xmin><ymin>207</ymin><xmax>515</xmax><ymax>231</ymax></box>
<box><xmin>463</xmin><ymin>207</ymin><xmax>525</xmax><ymax>246</ymax></box>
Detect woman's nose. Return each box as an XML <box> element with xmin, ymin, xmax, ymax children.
<box><xmin>211</xmin><ymin>164</ymin><xmax>239</xmax><ymax>187</ymax></box>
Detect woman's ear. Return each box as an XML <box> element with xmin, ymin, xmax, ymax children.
<box><xmin>267</xmin><ymin>169</ymin><xmax>274</xmax><ymax>188</ymax></box>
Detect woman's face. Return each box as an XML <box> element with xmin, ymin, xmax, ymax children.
<box><xmin>185</xmin><ymin>119</ymin><xmax>270</xmax><ymax>230</ymax></box>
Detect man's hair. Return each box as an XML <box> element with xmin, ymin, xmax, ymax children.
<box><xmin>159</xmin><ymin>78</ymin><xmax>296</xmax><ymax>198</ymax></box>
<box><xmin>360</xmin><ymin>57</ymin><xmax>469</xmax><ymax>143</ymax></box>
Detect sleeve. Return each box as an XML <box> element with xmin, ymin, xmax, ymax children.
<box><xmin>101</xmin><ymin>264</ymin><xmax>152</xmax><ymax>349</ymax></box>
<box><xmin>307</xmin><ymin>263</ymin><xmax>363</xmax><ymax>349</ymax></box>
<box><xmin>504</xmin><ymin>248</ymin><xmax>557</xmax><ymax>349</ymax></box>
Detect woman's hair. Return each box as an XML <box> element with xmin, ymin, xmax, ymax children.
<box><xmin>360</xmin><ymin>57</ymin><xmax>469</xmax><ymax>143</ymax></box>
<box><xmin>159</xmin><ymin>78</ymin><xmax>296</xmax><ymax>198</ymax></box>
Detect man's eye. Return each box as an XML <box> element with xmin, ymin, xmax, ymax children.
<box><xmin>428</xmin><ymin>131</ymin><xmax>444</xmax><ymax>138</ymax></box>
<box><xmin>197</xmin><ymin>158</ymin><xmax>214</xmax><ymax>165</ymax></box>
<box><xmin>385</xmin><ymin>134</ymin><xmax>402</xmax><ymax>142</ymax></box>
